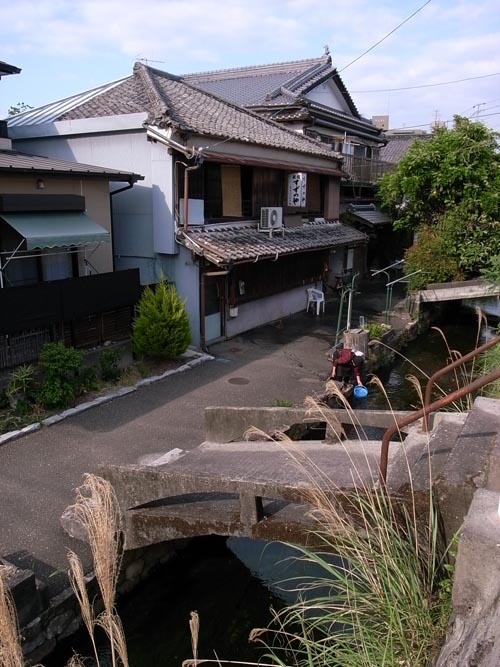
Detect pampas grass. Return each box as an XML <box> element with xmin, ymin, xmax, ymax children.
<box><xmin>1</xmin><ymin>473</ymin><xmax>129</xmax><ymax>667</ymax></box>
<box><xmin>190</xmin><ymin>380</ymin><xmax>455</xmax><ymax>667</ymax></box>
<box><xmin>0</xmin><ymin>566</ymin><xmax>25</xmax><ymax>667</ymax></box>
<box><xmin>245</xmin><ymin>417</ymin><xmax>452</xmax><ymax>666</ymax></box>
<box><xmin>65</xmin><ymin>473</ymin><xmax>128</xmax><ymax>667</ymax></box>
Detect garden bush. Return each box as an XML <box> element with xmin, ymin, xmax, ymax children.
<box><xmin>38</xmin><ymin>342</ymin><xmax>97</xmax><ymax>409</ymax></box>
<box><xmin>366</xmin><ymin>321</ymin><xmax>385</xmax><ymax>340</ymax></box>
<box><xmin>5</xmin><ymin>364</ymin><xmax>35</xmax><ymax>408</ymax></box>
<box><xmin>132</xmin><ymin>277</ymin><xmax>191</xmax><ymax>359</ymax></box>
<box><xmin>99</xmin><ymin>348</ymin><xmax>121</xmax><ymax>382</ymax></box>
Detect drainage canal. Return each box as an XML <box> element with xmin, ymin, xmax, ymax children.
<box><xmin>45</xmin><ymin>302</ymin><xmax>496</xmax><ymax>666</ymax></box>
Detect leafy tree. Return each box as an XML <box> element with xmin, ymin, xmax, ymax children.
<box><xmin>132</xmin><ymin>278</ymin><xmax>191</xmax><ymax>359</ymax></box>
<box><xmin>7</xmin><ymin>102</ymin><xmax>33</xmax><ymax>116</ymax></box>
<box><xmin>378</xmin><ymin>116</ymin><xmax>500</xmax><ymax>287</ymax></box>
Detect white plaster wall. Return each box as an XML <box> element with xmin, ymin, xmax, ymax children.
<box><xmin>170</xmin><ymin>244</ymin><xmax>201</xmax><ymax>346</ymax></box>
<box><xmin>306</xmin><ymin>80</ymin><xmax>351</xmax><ymax>114</ymax></box>
<box><xmin>13</xmin><ymin>129</ymin><xmax>177</xmax><ymax>283</ymax></box>
<box><xmin>226</xmin><ymin>285</ymin><xmax>317</xmax><ymax>338</ymax></box>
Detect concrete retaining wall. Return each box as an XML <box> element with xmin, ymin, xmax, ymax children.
<box><xmin>2</xmin><ymin>540</ymin><xmax>187</xmax><ymax>663</ymax></box>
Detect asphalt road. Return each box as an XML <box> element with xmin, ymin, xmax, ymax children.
<box><xmin>0</xmin><ymin>309</ymin><xmax>335</xmax><ymax>578</ymax></box>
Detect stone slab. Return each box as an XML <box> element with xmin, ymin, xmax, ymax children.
<box><xmin>436</xmin><ymin>397</ymin><xmax>500</xmax><ymax>539</ymax></box>
<box><xmin>436</xmin><ymin>488</ymin><xmax>500</xmax><ymax>667</ymax></box>
<box><xmin>99</xmin><ymin>439</ymin><xmax>385</xmax><ymax>517</ymax></box>
<box><xmin>204</xmin><ymin>406</ymin><xmax>415</xmax><ymax>443</ymax></box>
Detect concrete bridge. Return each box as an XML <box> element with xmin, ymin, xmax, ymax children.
<box><xmin>79</xmin><ymin>399</ymin><xmax>500</xmax><ymax>551</ymax></box>
<box><xmin>416</xmin><ymin>278</ymin><xmax>500</xmax><ymax>304</ymax></box>
<box><xmin>63</xmin><ymin>398</ymin><xmax>500</xmax><ymax>666</ymax></box>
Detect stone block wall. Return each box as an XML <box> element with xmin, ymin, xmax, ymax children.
<box><xmin>2</xmin><ymin>540</ymin><xmax>187</xmax><ymax>663</ymax></box>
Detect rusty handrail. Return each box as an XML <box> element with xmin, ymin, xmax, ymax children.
<box><xmin>423</xmin><ymin>335</ymin><xmax>500</xmax><ymax>432</ymax></box>
<box><xmin>379</xmin><ymin>367</ymin><xmax>500</xmax><ymax>487</ymax></box>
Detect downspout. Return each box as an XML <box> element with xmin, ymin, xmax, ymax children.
<box><xmin>110</xmin><ymin>180</ymin><xmax>135</xmax><ymax>273</ymax></box>
<box><xmin>182</xmin><ymin>161</ymin><xmax>202</xmax><ymax>232</ymax></box>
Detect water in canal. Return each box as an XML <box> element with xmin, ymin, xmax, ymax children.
<box><xmin>46</xmin><ymin>301</ymin><xmax>497</xmax><ymax>666</ymax></box>
<box><xmin>356</xmin><ymin>300</ymin><xmax>497</xmax><ymax>412</ymax></box>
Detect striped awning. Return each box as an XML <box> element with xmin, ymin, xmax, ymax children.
<box><xmin>1</xmin><ymin>211</ymin><xmax>110</xmax><ymax>249</ymax></box>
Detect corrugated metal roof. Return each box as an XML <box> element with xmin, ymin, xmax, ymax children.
<box><xmin>6</xmin><ymin>78</ymin><xmax>129</xmax><ymax>126</ymax></box>
<box><xmin>0</xmin><ymin>149</ymin><xmax>142</xmax><ymax>181</ymax></box>
<box><xmin>181</xmin><ymin>219</ymin><xmax>367</xmax><ymax>266</ymax></box>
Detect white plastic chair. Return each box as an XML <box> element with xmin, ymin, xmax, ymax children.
<box><xmin>306</xmin><ymin>287</ymin><xmax>325</xmax><ymax>315</ymax></box>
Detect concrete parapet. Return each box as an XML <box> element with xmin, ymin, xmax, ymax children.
<box><xmin>435</xmin><ymin>397</ymin><xmax>500</xmax><ymax>541</ymax></box>
<box><xmin>436</xmin><ymin>488</ymin><xmax>500</xmax><ymax>667</ymax></box>
<box><xmin>204</xmin><ymin>406</ymin><xmax>415</xmax><ymax>443</ymax></box>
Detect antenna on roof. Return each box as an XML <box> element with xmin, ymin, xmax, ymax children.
<box><xmin>136</xmin><ymin>55</ymin><xmax>165</xmax><ymax>66</ymax></box>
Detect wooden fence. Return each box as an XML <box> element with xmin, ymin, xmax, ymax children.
<box><xmin>0</xmin><ymin>269</ymin><xmax>140</xmax><ymax>369</ymax></box>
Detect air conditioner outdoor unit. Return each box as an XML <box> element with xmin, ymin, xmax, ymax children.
<box><xmin>259</xmin><ymin>206</ymin><xmax>283</xmax><ymax>232</ymax></box>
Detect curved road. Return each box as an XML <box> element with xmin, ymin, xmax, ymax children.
<box><xmin>0</xmin><ymin>311</ymin><xmax>333</xmax><ymax>581</ymax></box>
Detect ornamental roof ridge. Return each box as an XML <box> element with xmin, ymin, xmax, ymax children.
<box><xmin>182</xmin><ymin>54</ymin><xmax>329</xmax><ymax>81</ymax></box>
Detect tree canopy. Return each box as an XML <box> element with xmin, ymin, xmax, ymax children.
<box><xmin>7</xmin><ymin>102</ymin><xmax>33</xmax><ymax>116</ymax></box>
<box><xmin>378</xmin><ymin>116</ymin><xmax>500</xmax><ymax>288</ymax></box>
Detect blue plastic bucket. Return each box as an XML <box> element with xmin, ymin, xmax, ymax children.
<box><xmin>354</xmin><ymin>385</ymin><xmax>368</xmax><ymax>399</ymax></box>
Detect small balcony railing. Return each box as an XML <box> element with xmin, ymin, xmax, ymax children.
<box><xmin>341</xmin><ymin>155</ymin><xmax>394</xmax><ymax>184</ymax></box>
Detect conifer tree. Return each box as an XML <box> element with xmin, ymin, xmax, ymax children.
<box><xmin>132</xmin><ymin>278</ymin><xmax>191</xmax><ymax>358</ymax></box>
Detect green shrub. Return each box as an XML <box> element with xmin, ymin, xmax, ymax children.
<box><xmin>99</xmin><ymin>348</ymin><xmax>121</xmax><ymax>382</ymax></box>
<box><xmin>273</xmin><ymin>399</ymin><xmax>293</xmax><ymax>407</ymax></box>
<box><xmin>39</xmin><ymin>342</ymin><xmax>84</xmax><ymax>381</ymax></box>
<box><xmin>479</xmin><ymin>343</ymin><xmax>500</xmax><ymax>398</ymax></box>
<box><xmin>366</xmin><ymin>321</ymin><xmax>385</xmax><ymax>340</ymax></box>
<box><xmin>37</xmin><ymin>342</ymin><xmax>96</xmax><ymax>409</ymax></box>
<box><xmin>0</xmin><ymin>391</ymin><xmax>9</xmax><ymax>410</ymax></box>
<box><xmin>38</xmin><ymin>377</ymin><xmax>73</xmax><ymax>409</ymax></box>
<box><xmin>132</xmin><ymin>278</ymin><xmax>191</xmax><ymax>359</ymax></box>
<box><xmin>255</xmin><ymin>483</ymin><xmax>454</xmax><ymax>667</ymax></box>
<box><xmin>5</xmin><ymin>364</ymin><xmax>35</xmax><ymax>408</ymax></box>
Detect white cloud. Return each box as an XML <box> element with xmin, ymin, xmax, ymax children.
<box><xmin>1</xmin><ymin>0</ymin><xmax>499</xmax><ymax>129</ymax></box>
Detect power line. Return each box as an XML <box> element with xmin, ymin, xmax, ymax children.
<box><xmin>350</xmin><ymin>71</ymin><xmax>500</xmax><ymax>94</ymax></box>
<box><xmin>338</xmin><ymin>0</ymin><xmax>432</xmax><ymax>73</ymax></box>
<box><xmin>388</xmin><ymin>113</ymin><xmax>500</xmax><ymax>132</ymax></box>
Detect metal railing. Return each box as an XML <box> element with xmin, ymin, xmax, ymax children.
<box><xmin>379</xmin><ymin>367</ymin><xmax>500</xmax><ymax>486</ymax></box>
<box><xmin>423</xmin><ymin>335</ymin><xmax>500</xmax><ymax>432</ymax></box>
<box><xmin>341</xmin><ymin>155</ymin><xmax>394</xmax><ymax>184</ymax></box>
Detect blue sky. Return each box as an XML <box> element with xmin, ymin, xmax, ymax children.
<box><xmin>2</xmin><ymin>0</ymin><xmax>500</xmax><ymax>131</ymax></box>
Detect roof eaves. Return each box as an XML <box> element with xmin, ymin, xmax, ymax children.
<box><xmin>0</xmin><ymin>61</ymin><xmax>21</xmax><ymax>76</ymax></box>
<box><xmin>285</xmin><ymin>60</ymin><xmax>334</xmax><ymax>95</ymax></box>
<box><xmin>179</xmin><ymin>220</ymin><xmax>367</xmax><ymax>266</ymax></box>
<box><xmin>0</xmin><ymin>149</ymin><xmax>144</xmax><ymax>183</ymax></box>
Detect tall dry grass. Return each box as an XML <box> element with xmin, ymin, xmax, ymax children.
<box><xmin>183</xmin><ymin>358</ymin><xmax>460</xmax><ymax>667</ymax></box>
<box><xmin>0</xmin><ymin>474</ymin><xmax>127</xmax><ymax>667</ymax></box>
<box><xmin>243</xmin><ymin>398</ymin><xmax>453</xmax><ymax>666</ymax></box>
<box><xmin>65</xmin><ymin>473</ymin><xmax>128</xmax><ymax>667</ymax></box>
<box><xmin>0</xmin><ymin>566</ymin><xmax>25</xmax><ymax>667</ymax></box>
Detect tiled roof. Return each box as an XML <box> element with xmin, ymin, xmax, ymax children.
<box><xmin>180</xmin><ymin>220</ymin><xmax>367</xmax><ymax>266</ymax></box>
<box><xmin>379</xmin><ymin>134</ymin><xmax>431</xmax><ymax>164</ymax></box>
<box><xmin>182</xmin><ymin>54</ymin><xmax>360</xmax><ymax>117</ymax></box>
<box><xmin>346</xmin><ymin>204</ymin><xmax>392</xmax><ymax>227</ymax></box>
<box><xmin>0</xmin><ymin>149</ymin><xmax>142</xmax><ymax>182</ymax></box>
<box><xmin>7</xmin><ymin>63</ymin><xmax>343</xmax><ymax>163</ymax></box>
